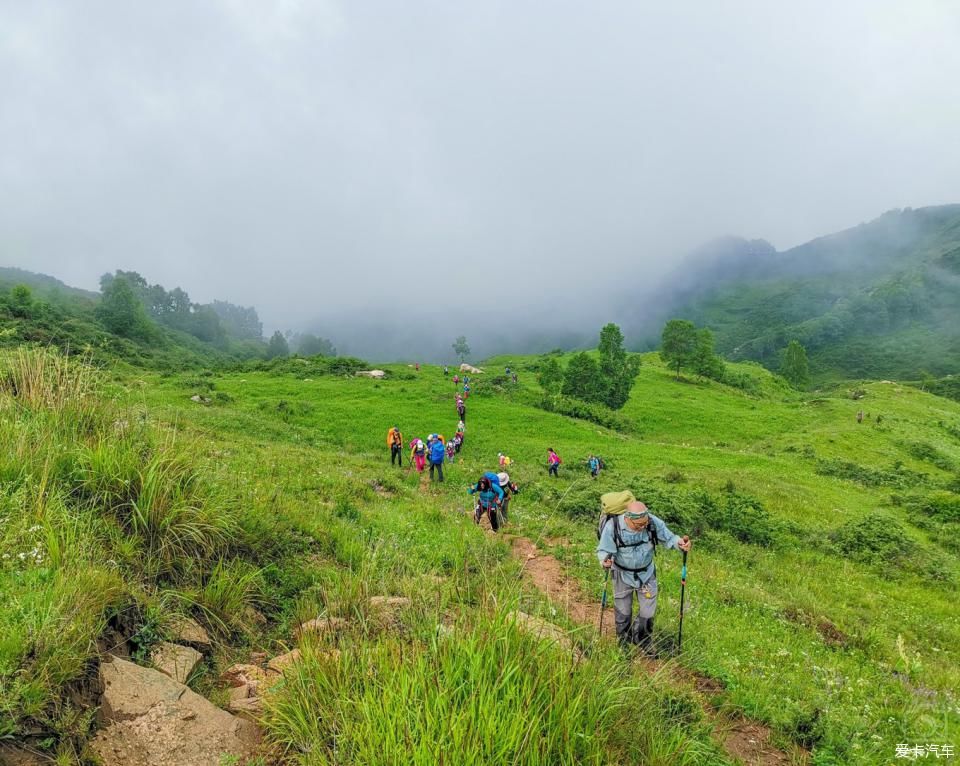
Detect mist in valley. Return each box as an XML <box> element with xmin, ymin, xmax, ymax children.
<box><xmin>2</xmin><ymin>2</ymin><xmax>960</xmax><ymax>361</ymax></box>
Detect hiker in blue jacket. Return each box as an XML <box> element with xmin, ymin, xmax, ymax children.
<box><xmin>429</xmin><ymin>437</ymin><xmax>447</xmax><ymax>482</ymax></box>
<box><xmin>597</xmin><ymin>501</ymin><xmax>691</xmax><ymax>651</ymax></box>
<box><xmin>468</xmin><ymin>475</ymin><xmax>504</xmax><ymax>530</ymax></box>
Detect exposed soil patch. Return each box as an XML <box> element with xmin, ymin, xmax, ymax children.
<box><xmin>508</xmin><ymin>535</ymin><xmax>807</xmax><ymax>766</ymax></box>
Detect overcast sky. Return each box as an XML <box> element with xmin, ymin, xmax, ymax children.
<box><xmin>2</xmin><ymin>0</ymin><xmax>959</xmax><ymax>340</ymax></box>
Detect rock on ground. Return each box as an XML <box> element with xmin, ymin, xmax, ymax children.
<box><xmin>167</xmin><ymin>616</ymin><xmax>212</xmax><ymax>649</ymax></box>
<box><xmin>508</xmin><ymin>611</ymin><xmax>582</xmax><ymax>659</ymax></box>
<box><xmin>294</xmin><ymin>615</ymin><xmax>348</xmax><ymax>638</ymax></box>
<box><xmin>90</xmin><ymin>657</ymin><xmax>259</xmax><ymax>766</ymax></box>
<box><xmin>150</xmin><ymin>642</ymin><xmax>203</xmax><ymax>684</ymax></box>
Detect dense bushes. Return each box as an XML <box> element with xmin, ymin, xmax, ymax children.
<box><xmin>555</xmin><ymin>478</ymin><xmax>780</xmax><ymax>546</ymax></box>
<box><xmin>815</xmin><ymin>458</ymin><xmax>927</xmax><ymax>488</ymax></box>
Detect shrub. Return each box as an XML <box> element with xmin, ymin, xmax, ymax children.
<box><xmin>830</xmin><ymin>513</ymin><xmax>915</xmax><ymax>565</ymax></box>
<box><xmin>903</xmin><ymin>441</ymin><xmax>955</xmax><ymax>472</ymax></box>
<box><xmin>816</xmin><ymin>458</ymin><xmax>927</xmax><ymax>489</ymax></box>
<box><xmin>905</xmin><ymin>492</ymin><xmax>960</xmax><ymax>523</ymax></box>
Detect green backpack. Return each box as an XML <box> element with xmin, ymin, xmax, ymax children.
<box><xmin>596</xmin><ymin>490</ymin><xmax>658</xmax><ymax>551</ymax></box>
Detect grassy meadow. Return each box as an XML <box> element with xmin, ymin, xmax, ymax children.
<box><xmin>1</xmin><ymin>348</ymin><xmax>958</xmax><ymax>764</ymax></box>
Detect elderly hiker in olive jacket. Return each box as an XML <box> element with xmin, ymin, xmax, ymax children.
<box><xmin>597</xmin><ymin>501</ymin><xmax>691</xmax><ymax>650</ymax></box>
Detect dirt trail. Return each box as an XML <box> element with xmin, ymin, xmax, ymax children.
<box><xmin>507</xmin><ymin>534</ymin><xmax>806</xmax><ymax>766</ymax></box>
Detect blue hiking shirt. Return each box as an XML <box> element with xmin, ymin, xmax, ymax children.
<box><xmin>468</xmin><ymin>482</ymin><xmax>504</xmax><ymax>508</ymax></box>
<box><xmin>596</xmin><ymin>513</ymin><xmax>681</xmax><ymax>586</ymax></box>
<box><xmin>429</xmin><ymin>441</ymin><xmax>446</xmax><ymax>464</ymax></box>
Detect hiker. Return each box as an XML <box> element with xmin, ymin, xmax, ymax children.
<box><xmin>498</xmin><ymin>452</ymin><xmax>512</xmax><ymax>468</ymax></box>
<box><xmin>387</xmin><ymin>426</ymin><xmax>403</xmax><ymax>466</ymax></box>
<box><xmin>547</xmin><ymin>448</ymin><xmax>562</xmax><ymax>477</ymax></box>
<box><xmin>457</xmin><ymin>398</ymin><xmax>466</xmax><ymax>422</ymax></box>
<box><xmin>857</xmin><ymin>410</ymin><xmax>864</xmax><ymax>424</ymax></box>
<box><xmin>415</xmin><ymin>363</ymin><xmax>420</xmax><ymax>372</ymax></box>
<box><xmin>453</xmin><ymin>374</ymin><xmax>460</xmax><ymax>385</ymax></box>
<box><xmin>588</xmin><ymin>454</ymin><xmax>601</xmax><ymax>478</ymax></box>
<box><xmin>411</xmin><ymin>439</ymin><xmax>427</xmax><ymax>473</ymax></box>
<box><xmin>443</xmin><ymin>366</ymin><xmax>449</xmax><ymax>376</ymax></box>
<box><xmin>498</xmin><ymin>472</ymin><xmax>520</xmax><ymax>522</ymax></box>
<box><xmin>429</xmin><ymin>436</ymin><xmax>446</xmax><ymax>482</ymax></box>
<box><xmin>446</xmin><ymin>440</ymin><xmax>456</xmax><ymax>463</ymax></box>
<box><xmin>463</xmin><ymin>383</ymin><xmax>471</xmax><ymax>398</ymax></box>
<box><xmin>457</xmin><ymin>419</ymin><xmax>465</xmax><ymax>435</ymax></box>
<box><xmin>512</xmin><ymin>373</ymin><xmax>518</xmax><ymax>384</ymax></box>
<box><xmin>597</xmin><ymin>498</ymin><xmax>691</xmax><ymax>651</ymax></box>
<box><xmin>454</xmin><ymin>430</ymin><xmax>464</xmax><ymax>453</ymax></box>
<box><xmin>505</xmin><ymin>366</ymin><xmax>511</xmax><ymax>375</ymax></box>
<box><xmin>468</xmin><ymin>474</ymin><xmax>505</xmax><ymax>531</ymax></box>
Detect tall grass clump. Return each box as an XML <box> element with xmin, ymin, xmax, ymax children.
<box><xmin>263</xmin><ymin>607</ymin><xmax>717</xmax><ymax>766</ymax></box>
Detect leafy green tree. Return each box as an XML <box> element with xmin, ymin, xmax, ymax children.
<box><xmin>660</xmin><ymin>319</ymin><xmax>698</xmax><ymax>379</ymax></box>
<box><xmin>96</xmin><ymin>274</ymin><xmax>152</xmax><ymax>340</ymax></box>
<box><xmin>598</xmin><ymin>322</ymin><xmax>641</xmax><ymax>409</ymax></box>
<box><xmin>781</xmin><ymin>340</ymin><xmax>810</xmax><ymax>388</ymax></box>
<box><xmin>210</xmin><ymin>300</ymin><xmax>263</xmax><ymax>341</ymax></box>
<box><xmin>452</xmin><ymin>336</ymin><xmax>471</xmax><ymax>362</ymax></box>
<box><xmin>537</xmin><ymin>357</ymin><xmax>564</xmax><ymax>396</ymax></box>
<box><xmin>266</xmin><ymin>330</ymin><xmax>290</xmax><ymax>359</ymax></box>
<box><xmin>692</xmin><ymin>328</ymin><xmax>725</xmax><ymax>381</ymax></box>
<box><xmin>562</xmin><ymin>352</ymin><xmax>604</xmax><ymax>401</ymax></box>
<box><xmin>9</xmin><ymin>285</ymin><xmax>33</xmax><ymax>318</ymax></box>
<box><xmin>297</xmin><ymin>333</ymin><xmax>336</xmax><ymax>357</ymax></box>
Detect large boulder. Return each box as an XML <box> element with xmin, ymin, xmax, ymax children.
<box><xmin>355</xmin><ymin>370</ymin><xmax>386</xmax><ymax>379</ymax></box>
<box><xmin>90</xmin><ymin>657</ymin><xmax>259</xmax><ymax>766</ymax></box>
<box><xmin>459</xmin><ymin>364</ymin><xmax>483</xmax><ymax>374</ymax></box>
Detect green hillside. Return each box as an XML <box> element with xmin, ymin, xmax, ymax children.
<box><xmin>2</xmin><ymin>347</ymin><xmax>957</xmax><ymax>764</ymax></box>
<box><xmin>655</xmin><ymin>205</ymin><xmax>960</xmax><ymax>381</ymax></box>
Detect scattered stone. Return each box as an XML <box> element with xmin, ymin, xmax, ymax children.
<box><xmin>90</xmin><ymin>657</ymin><xmax>258</xmax><ymax>766</ymax></box>
<box><xmin>508</xmin><ymin>611</ymin><xmax>582</xmax><ymax>659</ymax></box>
<box><xmin>294</xmin><ymin>616</ymin><xmax>348</xmax><ymax>639</ymax></box>
<box><xmin>369</xmin><ymin>596</ymin><xmax>411</xmax><ymax>611</ymax></box>
<box><xmin>355</xmin><ymin>369</ymin><xmax>386</xmax><ymax>379</ymax></box>
<box><xmin>226</xmin><ymin>695</ymin><xmax>264</xmax><ymax>719</ymax></box>
<box><xmin>221</xmin><ymin>663</ymin><xmax>275</xmax><ymax>688</ymax></box>
<box><xmin>266</xmin><ymin>649</ymin><xmax>302</xmax><ymax>674</ymax></box>
<box><xmin>188</xmin><ymin>395</ymin><xmax>211</xmax><ymax>404</ymax></box>
<box><xmin>248</xmin><ymin>651</ymin><xmax>269</xmax><ymax>666</ymax></box>
<box><xmin>150</xmin><ymin>642</ymin><xmax>203</xmax><ymax>685</ymax></box>
<box><xmin>167</xmin><ymin>616</ymin><xmax>212</xmax><ymax>649</ymax></box>
<box><xmin>459</xmin><ymin>363</ymin><xmax>484</xmax><ymax>374</ymax></box>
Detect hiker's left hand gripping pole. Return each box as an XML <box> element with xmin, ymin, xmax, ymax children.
<box><xmin>598</xmin><ymin>555</ymin><xmax>612</xmax><ymax>637</ymax></box>
<box><xmin>677</xmin><ymin>537</ymin><xmax>689</xmax><ymax>653</ymax></box>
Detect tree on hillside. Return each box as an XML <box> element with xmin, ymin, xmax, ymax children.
<box><xmin>781</xmin><ymin>340</ymin><xmax>810</xmax><ymax>389</ymax></box>
<box><xmin>660</xmin><ymin>319</ymin><xmax>698</xmax><ymax>378</ymax></box>
<box><xmin>452</xmin><ymin>336</ymin><xmax>471</xmax><ymax>362</ymax></box>
<box><xmin>537</xmin><ymin>357</ymin><xmax>564</xmax><ymax>396</ymax></box>
<box><xmin>10</xmin><ymin>285</ymin><xmax>34</xmax><ymax>318</ymax></box>
<box><xmin>692</xmin><ymin>328</ymin><xmax>725</xmax><ymax>381</ymax></box>
<box><xmin>266</xmin><ymin>330</ymin><xmax>290</xmax><ymax>359</ymax></box>
<box><xmin>598</xmin><ymin>322</ymin><xmax>641</xmax><ymax>409</ymax></box>
<box><xmin>210</xmin><ymin>300</ymin><xmax>263</xmax><ymax>341</ymax></box>
<box><xmin>562</xmin><ymin>352</ymin><xmax>604</xmax><ymax>401</ymax></box>
<box><xmin>97</xmin><ymin>274</ymin><xmax>153</xmax><ymax>340</ymax></box>
<box><xmin>297</xmin><ymin>332</ymin><xmax>336</xmax><ymax>357</ymax></box>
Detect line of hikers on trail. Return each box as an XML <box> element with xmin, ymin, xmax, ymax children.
<box><xmin>385</xmin><ymin>363</ymin><xmax>694</xmax><ymax>658</ymax></box>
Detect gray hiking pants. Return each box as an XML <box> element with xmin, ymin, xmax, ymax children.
<box><xmin>612</xmin><ymin>570</ymin><xmax>658</xmax><ymax>647</ymax></box>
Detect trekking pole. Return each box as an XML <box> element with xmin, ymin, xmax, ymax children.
<box><xmin>598</xmin><ymin>558</ymin><xmax>611</xmax><ymax>637</ymax></box>
<box><xmin>677</xmin><ymin>538</ymin><xmax>689</xmax><ymax>653</ymax></box>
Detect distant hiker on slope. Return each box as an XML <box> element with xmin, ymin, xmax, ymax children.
<box><xmin>429</xmin><ymin>436</ymin><xmax>446</xmax><ymax>482</ymax></box>
<box><xmin>387</xmin><ymin>426</ymin><xmax>403</xmax><ymax>466</ymax></box>
<box><xmin>596</xmin><ymin>496</ymin><xmax>691</xmax><ymax>652</ymax></box>
<box><xmin>411</xmin><ymin>439</ymin><xmax>427</xmax><ymax>473</ymax></box>
<box><xmin>446</xmin><ymin>440</ymin><xmax>456</xmax><ymax>463</ymax></box>
<box><xmin>547</xmin><ymin>448</ymin><xmax>562</xmax><ymax>477</ymax></box>
<box><xmin>498</xmin><ymin>452</ymin><xmax>512</xmax><ymax>468</ymax></box>
<box><xmin>457</xmin><ymin>397</ymin><xmax>466</xmax><ymax>422</ymax></box>
<box><xmin>468</xmin><ymin>474</ymin><xmax>505</xmax><ymax>531</ymax></box>
<box><xmin>588</xmin><ymin>454</ymin><xmax>601</xmax><ymax>478</ymax></box>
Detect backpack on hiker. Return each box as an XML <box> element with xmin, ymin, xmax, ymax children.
<box><xmin>595</xmin><ymin>490</ymin><xmax>658</xmax><ymax>551</ymax></box>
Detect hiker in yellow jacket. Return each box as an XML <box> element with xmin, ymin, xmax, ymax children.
<box><xmin>387</xmin><ymin>426</ymin><xmax>403</xmax><ymax>466</ymax></box>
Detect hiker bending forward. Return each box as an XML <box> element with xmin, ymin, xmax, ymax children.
<box><xmin>596</xmin><ymin>501</ymin><xmax>691</xmax><ymax>650</ymax></box>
